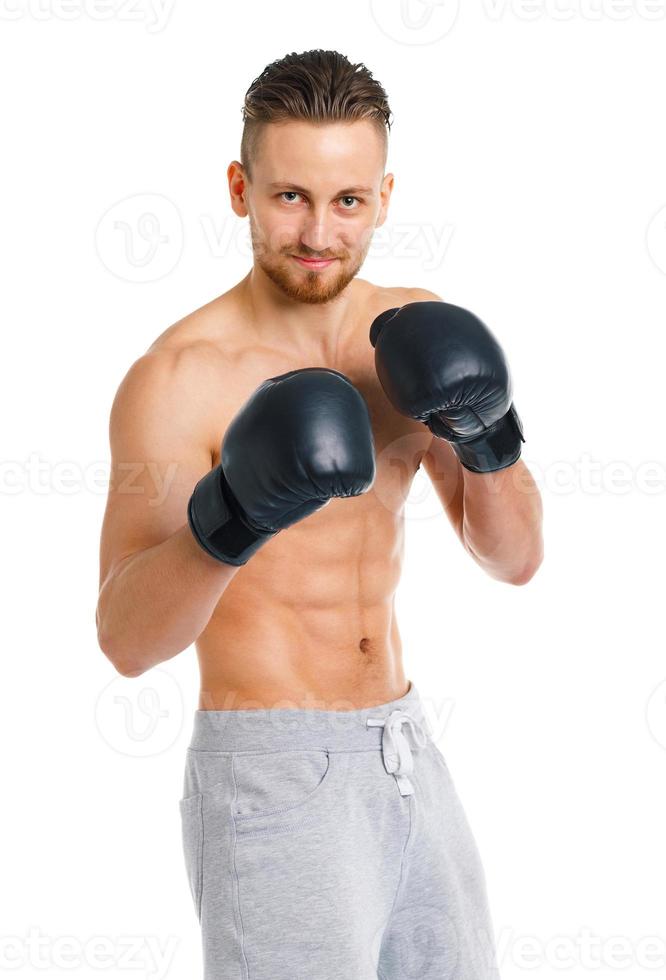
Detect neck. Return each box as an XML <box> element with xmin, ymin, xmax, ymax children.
<box><xmin>239</xmin><ymin>264</ymin><xmax>360</xmax><ymax>359</ymax></box>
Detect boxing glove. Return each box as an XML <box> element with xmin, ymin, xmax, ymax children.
<box><xmin>187</xmin><ymin>367</ymin><xmax>376</xmax><ymax>566</ymax></box>
<box><xmin>369</xmin><ymin>301</ymin><xmax>525</xmax><ymax>473</ymax></box>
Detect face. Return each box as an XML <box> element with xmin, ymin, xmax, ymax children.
<box><xmin>229</xmin><ymin>120</ymin><xmax>394</xmax><ymax>304</ymax></box>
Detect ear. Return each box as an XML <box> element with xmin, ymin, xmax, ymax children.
<box><xmin>228</xmin><ymin>161</ymin><xmax>249</xmax><ymax>218</ymax></box>
<box><xmin>376</xmin><ymin>172</ymin><xmax>394</xmax><ymax>228</ymax></box>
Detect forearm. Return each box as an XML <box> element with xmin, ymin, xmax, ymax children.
<box><xmin>96</xmin><ymin>524</ymin><xmax>239</xmax><ymax>676</ymax></box>
<box><xmin>461</xmin><ymin>459</ymin><xmax>543</xmax><ymax>584</ymax></box>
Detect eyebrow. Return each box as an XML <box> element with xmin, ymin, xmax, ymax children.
<box><xmin>268</xmin><ymin>182</ymin><xmax>375</xmax><ymax>196</ymax></box>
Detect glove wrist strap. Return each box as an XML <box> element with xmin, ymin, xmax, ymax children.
<box><xmin>451</xmin><ymin>403</ymin><xmax>525</xmax><ymax>474</ymax></box>
<box><xmin>187</xmin><ymin>466</ymin><xmax>272</xmax><ymax>566</ymax></box>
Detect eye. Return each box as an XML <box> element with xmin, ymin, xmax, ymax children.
<box><xmin>280</xmin><ymin>191</ymin><xmax>303</xmax><ymax>204</ymax></box>
<box><xmin>339</xmin><ymin>196</ymin><xmax>360</xmax><ymax>210</ymax></box>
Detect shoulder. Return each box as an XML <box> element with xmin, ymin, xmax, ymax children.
<box><xmin>404</xmin><ymin>286</ymin><xmax>444</xmax><ymax>303</ymax></box>
<box><xmin>357</xmin><ymin>279</ymin><xmax>443</xmax><ymax>313</ymax></box>
<box><xmin>108</xmin><ymin>348</ymin><xmax>202</xmax><ymax>437</ymax></box>
<box><xmin>111</xmin><ymin>293</ymin><xmax>238</xmax><ymax>403</ymax></box>
<box><xmin>109</xmin><ymin>320</ymin><xmax>231</xmax><ymax>441</ymax></box>
<box><xmin>144</xmin><ymin>287</ymin><xmax>243</xmax><ymax>363</ymax></box>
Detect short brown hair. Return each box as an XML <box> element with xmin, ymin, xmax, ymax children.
<box><xmin>240</xmin><ymin>49</ymin><xmax>393</xmax><ymax>180</ymax></box>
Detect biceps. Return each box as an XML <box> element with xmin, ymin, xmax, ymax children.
<box><xmin>98</xmin><ymin>350</ymin><xmax>216</xmax><ymax>585</ymax></box>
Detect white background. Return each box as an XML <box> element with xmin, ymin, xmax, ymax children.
<box><xmin>2</xmin><ymin>1</ymin><xmax>665</xmax><ymax>978</ymax></box>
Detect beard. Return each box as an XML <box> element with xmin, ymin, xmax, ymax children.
<box><xmin>249</xmin><ymin>217</ymin><xmax>368</xmax><ymax>305</ymax></box>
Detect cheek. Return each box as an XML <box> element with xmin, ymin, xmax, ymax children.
<box><xmin>346</xmin><ymin>218</ymin><xmax>376</xmax><ymax>253</ymax></box>
<box><xmin>254</xmin><ymin>206</ymin><xmax>302</xmax><ymax>252</ymax></box>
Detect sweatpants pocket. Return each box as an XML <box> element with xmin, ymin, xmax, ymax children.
<box><xmin>233</xmin><ymin>749</ymin><xmax>337</xmax><ymax>838</ymax></box>
<box><xmin>178</xmin><ymin>792</ymin><xmax>204</xmax><ymax>920</ymax></box>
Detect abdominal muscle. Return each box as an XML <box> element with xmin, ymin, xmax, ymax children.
<box><xmin>194</xmin><ymin>495</ymin><xmax>409</xmax><ymax>712</ymax></box>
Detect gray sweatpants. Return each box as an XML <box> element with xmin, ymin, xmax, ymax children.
<box><xmin>178</xmin><ymin>680</ymin><xmax>501</xmax><ymax>979</ymax></box>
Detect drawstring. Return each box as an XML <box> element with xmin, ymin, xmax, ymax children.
<box><xmin>366</xmin><ymin>708</ymin><xmax>432</xmax><ymax>796</ymax></box>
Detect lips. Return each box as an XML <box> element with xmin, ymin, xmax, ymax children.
<box><xmin>292</xmin><ymin>256</ymin><xmax>337</xmax><ymax>269</ymax></box>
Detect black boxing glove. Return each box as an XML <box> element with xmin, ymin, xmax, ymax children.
<box><xmin>187</xmin><ymin>367</ymin><xmax>376</xmax><ymax>566</ymax></box>
<box><xmin>369</xmin><ymin>301</ymin><xmax>525</xmax><ymax>473</ymax></box>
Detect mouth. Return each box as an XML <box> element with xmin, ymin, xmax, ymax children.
<box><xmin>291</xmin><ymin>255</ymin><xmax>337</xmax><ymax>270</ymax></box>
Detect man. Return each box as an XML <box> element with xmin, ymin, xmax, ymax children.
<box><xmin>97</xmin><ymin>49</ymin><xmax>543</xmax><ymax>980</ymax></box>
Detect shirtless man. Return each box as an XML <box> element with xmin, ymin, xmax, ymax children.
<box><xmin>96</xmin><ymin>49</ymin><xmax>543</xmax><ymax>980</ymax></box>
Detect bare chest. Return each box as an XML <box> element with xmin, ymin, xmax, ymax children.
<box><xmin>207</xmin><ymin>351</ymin><xmax>429</xmax><ymax>516</ymax></box>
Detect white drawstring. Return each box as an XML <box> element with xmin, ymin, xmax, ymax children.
<box><xmin>366</xmin><ymin>708</ymin><xmax>432</xmax><ymax>796</ymax></box>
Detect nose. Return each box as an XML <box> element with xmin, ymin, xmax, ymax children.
<box><xmin>299</xmin><ymin>208</ymin><xmax>335</xmax><ymax>254</ymax></box>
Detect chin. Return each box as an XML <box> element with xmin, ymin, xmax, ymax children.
<box><xmin>263</xmin><ymin>258</ymin><xmax>359</xmax><ymax>304</ymax></box>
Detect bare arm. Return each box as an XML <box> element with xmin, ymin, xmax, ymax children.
<box><xmin>402</xmin><ymin>288</ymin><xmax>543</xmax><ymax>585</ymax></box>
<box><xmin>422</xmin><ymin>436</ymin><xmax>544</xmax><ymax>585</ymax></box>
<box><xmin>96</xmin><ymin>349</ymin><xmax>238</xmax><ymax>677</ymax></box>
<box><xmin>405</xmin><ymin>287</ymin><xmax>543</xmax><ymax>585</ymax></box>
